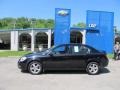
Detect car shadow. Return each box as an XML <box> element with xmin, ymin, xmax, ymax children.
<box><xmin>99</xmin><ymin>68</ymin><xmax>110</xmax><ymax>75</ymax></box>
<box><xmin>43</xmin><ymin>70</ymin><xmax>87</xmax><ymax>75</ymax></box>
<box><xmin>21</xmin><ymin>68</ymin><xmax>110</xmax><ymax>75</ymax></box>
<box><xmin>44</xmin><ymin>68</ymin><xmax>110</xmax><ymax>75</ymax></box>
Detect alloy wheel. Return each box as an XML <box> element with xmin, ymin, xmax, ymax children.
<box><xmin>87</xmin><ymin>62</ymin><xmax>99</xmax><ymax>75</ymax></box>
<box><xmin>29</xmin><ymin>61</ymin><xmax>42</xmax><ymax>75</ymax></box>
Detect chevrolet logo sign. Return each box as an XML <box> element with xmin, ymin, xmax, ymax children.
<box><xmin>58</xmin><ymin>10</ymin><xmax>69</xmax><ymax>16</ymax></box>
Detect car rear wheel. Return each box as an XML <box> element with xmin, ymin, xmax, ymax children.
<box><xmin>86</xmin><ymin>62</ymin><xmax>99</xmax><ymax>75</ymax></box>
<box><xmin>28</xmin><ymin>61</ymin><xmax>42</xmax><ymax>75</ymax></box>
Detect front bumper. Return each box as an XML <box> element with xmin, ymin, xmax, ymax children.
<box><xmin>18</xmin><ymin>60</ymin><xmax>28</xmax><ymax>71</ymax></box>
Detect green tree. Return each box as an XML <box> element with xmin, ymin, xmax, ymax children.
<box><xmin>0</xmin><ymin>17</ymin><xmax>55</xmax><ymax>29</ymax></box>
<box><xmin>45</xmin><ymin>19</ymin><xmax>54</xmax><ymax>28</ymax></box>
<box><xmin>73</xmin><ymin>22</ymin><xmax>86</xmax><ymax>28</ymax></box>
<box><xmin>34</xmin><ymin>19</ymin><xmax>46</xmax><ymax>28</ymax></box>
<box><xmin>16</xmin><ymin>17</ymin><xmax>30</xmax><ymax>29</ymax></box>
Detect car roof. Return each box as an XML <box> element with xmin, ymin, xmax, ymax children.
<box><xmin>59</xmin><ymin>43</ymin><xmax>84</xmax><ymax>46</ymax></box>
<box><xmin>58</xmin><ymin>43</ymin><xmax>95</xmax><ymax>49</ymax></box>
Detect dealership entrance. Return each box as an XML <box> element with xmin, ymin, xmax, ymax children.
<box><xmin>19</xmin><ymin>33</ymin><xmax>31</xmax><ymax>50</ymax></box>
<box><xmin>70</xmin><ymin>31</ymin><xmax>83</xmax><ymax>43</ymax></box>
<box><xmin>35</xmin><ymin>32</ymin><xmax>48</xmax><ymax>50</ymax></box>
<box><xmin>0</xmin><ymin>31</ymin><xmax>11</xmax><ymax>50</ymax></box>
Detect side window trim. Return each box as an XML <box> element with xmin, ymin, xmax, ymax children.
<box><xmin>67</xmin><ymin>45</ymin><xmax>73</xmax><ymax>54</ymax></box>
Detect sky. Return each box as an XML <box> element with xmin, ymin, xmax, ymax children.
<box><xmin>0</xmin><ymin>0</ymin><xmax>120</xmax><ymax>29</ymax></box>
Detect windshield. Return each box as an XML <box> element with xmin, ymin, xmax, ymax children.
<box><xmin>39</xmin><ymin>46</ymin><xmax>55</xmax><ymax>55</ymax></box>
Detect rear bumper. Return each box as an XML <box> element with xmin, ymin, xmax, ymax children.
<box><xmin>101</xmin><ymin>58</ymin><xmax>109</xmax><ymax>67</ymax></box>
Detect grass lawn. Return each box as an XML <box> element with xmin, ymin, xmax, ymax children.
<box><xmin>107</xmin><ymin>54</ymin><xmax>114</xmax><ymax>59</ymax></box>
<box><xmin>0</xmin><ymin>51</ymin><xmax>31</xmax><ymax>57</ymax></box>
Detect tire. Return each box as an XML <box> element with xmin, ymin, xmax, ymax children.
<box><xmin>21</xmin><ymin>69</ymin><xmax>27</xmax><ymax>73</ymax></box>
<box><xmin>86</xmin><ymin>62</ymin><xmax>99</xmax><ymax>75</ymax></box>
<box><xmin>28</xmin><ymin>61</ymin><xmax>42</xmax><ymax>75</ymax></box>
<box><xmin>117</xmin><ymin>54</ymin><xmax>120</xmax><ymax>60</ymax></box>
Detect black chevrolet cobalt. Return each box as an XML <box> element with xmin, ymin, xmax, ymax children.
<box><xmin>18</xmin><ymin>44</ymin><xmax>109</xmax><ymax>75</ymax></box>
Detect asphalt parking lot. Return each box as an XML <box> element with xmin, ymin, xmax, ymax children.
<box><xmin>0</xmin><ymin>57</ymin><xmax>120</xmax><ymax>90</ymax></box>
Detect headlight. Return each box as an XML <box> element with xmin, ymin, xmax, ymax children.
<box><xmin>20</xmin><ymin>57</ymin><xmax>27</xmax><ymax>62</ymax></box>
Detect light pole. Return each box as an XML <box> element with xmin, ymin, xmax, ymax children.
<box><xmin>13</xmin><ymin>18</ymin><xmax>16</xmax><ymax>30</ymax></box>
<box><xmin>29</xmin><ymin>18</ymin><xmax>35</xmax><ymax>51</ymax></box>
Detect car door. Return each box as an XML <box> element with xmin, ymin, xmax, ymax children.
<box><xmin>65</xmin><ymin>45</ymin><xmax>90</xmax><ymax>69</ymax></box>
<box><xmin>44</xmin><ymin>45</ymin><xmax>70</xmax><ymax>70</ymax></box>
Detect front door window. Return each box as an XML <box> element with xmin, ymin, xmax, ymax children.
<box><xmin>52</xmin><ymin>45</ymin><xmax>68</xmax><ymax>55</ymax></box>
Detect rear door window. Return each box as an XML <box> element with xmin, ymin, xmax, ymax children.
<box><xmin>79</xmin><ymin>46</ymin><xmax>90</xmax><ymax>54</ymax></box>
<box><xmin>71</xmin><ymin>45</ymin><xmax>90</xmax><ymax>55</ymax></box>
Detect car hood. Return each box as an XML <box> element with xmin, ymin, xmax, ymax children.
<box><xmin>24</xmin><ymin>51</ymin><xmax>48</xmax><ymax>58</ymax></box>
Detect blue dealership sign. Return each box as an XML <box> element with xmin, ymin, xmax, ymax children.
<box><xmin>86</xmin><ymin>10</ymin><xmax>114</xmax><ymax>53</ymax></box>
<box><xmin>54</xmin><ymin>8</ymin><xmax>71</xmax><ymax>46</ymax></box>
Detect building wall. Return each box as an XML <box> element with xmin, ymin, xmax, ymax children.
<box><xmin>86</xmin><ymin>10</ymin><xmax>114</xmax><ymax>53</ymax></box>
<box><xmin>10</xmin><ymin>29</ymin><xmax>51</xmax><ymax>51</ymax></box>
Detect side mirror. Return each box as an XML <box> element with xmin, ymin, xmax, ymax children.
<box><xmin>49</xmin><ymin>52</ymin><xmax>53</xmax><ymax>56</ymax></box>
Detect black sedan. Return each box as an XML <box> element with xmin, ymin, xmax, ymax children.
<box><xmin>18</xmin><ymin>44</ymin><xmax>109</xmax><ymax>75</ymax></box>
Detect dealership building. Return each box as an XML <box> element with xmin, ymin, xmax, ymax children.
<box><xmin>0</xmin><ymin>9</ymin><xmax>114</xmax><ymax>53</ymax></box>
<box><xmin>0</xmin><ymin>28</ymin><xmax>86</xmax><ymax>51</ymax></box>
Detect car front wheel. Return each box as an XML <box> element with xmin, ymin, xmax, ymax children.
<box><xmin>86</xmin><ymin>62</ymin><xmax>99</xmax><ymax>75</ymax></box>
<box><xmin>28</xmin><ymin>61</ymin><xmax>42</xmax><ymax>75</ymax></box>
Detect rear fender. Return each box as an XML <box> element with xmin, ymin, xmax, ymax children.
<box><xmin>87</xmin><ymin>58</ymin><xmax>101</xmax><ymax>66</ymax></box>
